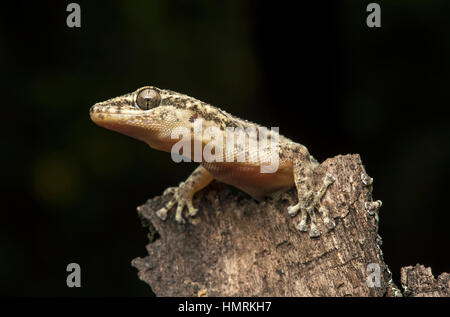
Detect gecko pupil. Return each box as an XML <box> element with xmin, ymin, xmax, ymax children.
<box><xmin>136</xmin><ymin>88</ymin><xmax>161</xmax><ymax>110</ymax></box>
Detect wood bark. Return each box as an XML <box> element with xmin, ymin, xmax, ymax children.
<box><xmin>400</xmin><ymin>264</ymin><xmax>449</xmax><ymax>297</ymax></box>
<box><xmin>131</xmin><ymin>154</ymin><xmax>448</xmax><ymax>297</ymax></box>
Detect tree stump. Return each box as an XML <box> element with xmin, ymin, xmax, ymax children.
<box><xmin>131</xmin><ymin>154</ymin><xmax>446</xmax><ymax>296</ymax></box>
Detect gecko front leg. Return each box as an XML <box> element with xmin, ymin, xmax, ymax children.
<box><xmin>285</xmin><ymin>144</ymin><xmax>336</xmax><ymax>238</ymax></box>
<box><xmin>156</xmin><ymin>165</ymin><xmax>214</xmax><ymax>223</ymax></box>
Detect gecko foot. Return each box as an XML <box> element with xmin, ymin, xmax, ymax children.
<box><xmin>155</xmin><ymin>182</ymin><xmax>198</xmax><ymax>224</ymax></box>
<box><xmin>290</xmin><ymin>205</ymin><xmax>333</xmax><ymax>238</ymax></box>
<box><xmin>289</xmin><ymin>173</ymin><xmax>336</xmax><ymax>238</ymax></box>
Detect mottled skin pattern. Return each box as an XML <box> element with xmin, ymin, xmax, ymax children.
<box><xmin>90</xmin><ymin>86</ymin><xmax>336</xmax><ymax>237</ymax></box>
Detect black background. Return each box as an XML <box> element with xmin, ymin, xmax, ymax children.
<box><xmin>1</xmin><ymin>1</ymin><xmax>449</xmax><ymax>296</ymax></box>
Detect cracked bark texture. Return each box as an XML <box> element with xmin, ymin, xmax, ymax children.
<box><xmin>401</xmin><ymin>264</ymin><xmax>450</xmax><ymax>297</ymax></box>
<box><xmin>131</xmin><ymin>154</ymin><xmax>445</xmax><ymax>297</ymax></box>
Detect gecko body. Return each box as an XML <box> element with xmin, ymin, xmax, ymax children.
<box><xmin>90</xmin><ymin>86</ymin><xmax>335</xmax><ymax>237</ymax></box>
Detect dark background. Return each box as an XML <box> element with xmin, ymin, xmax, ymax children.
<box><xmin>1</xmin><ymin>1</ymin><xmax>449</xmax><ymax>296</ymax></box>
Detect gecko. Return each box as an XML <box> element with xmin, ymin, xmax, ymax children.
<box><xmin>89</xmin><ymin>86</ymin><xmax>336</xmax><ymax>237</ymax></box>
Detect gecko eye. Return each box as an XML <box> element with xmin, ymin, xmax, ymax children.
<box><xmin>136</xmin><ymin>88</ymin><xmax>161</xmax><ymax>110</ymax></box>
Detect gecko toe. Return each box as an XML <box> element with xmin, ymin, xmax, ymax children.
<box><xmin>185</xmin><ymin>199</ymin><xmax>198</xmax><ymax>217</ymax></box>
<box><xmin>156</xmin><ymin>207</ymin><xmax>168</xmax><ymax>221</ymax></box>
<box><xmin>324</xmin><ymin>217</ymin><xmax>336</xmax><ymax>231</ymax></box>
<box><xmin>156</xmin><ymin>195</ymin><xmax>177</xmax><ymax>221</ymax></box>
<box><xmin>163</xmin><ymin>187</ymin><xmax>177</xmax><ymax>195</ymax></box>
<box><xmin>296</xmin><ymin>220</ymin><xmax>308</xmax><ymax>232</ymax></box>
<box><xmin>309</xmin><ymin>226</ymin><xmax>321</xmax><ymax>238</ymax></box>
<box><xmin>287</xmin><ymin>203</ymin><xmax>301</xmax><ymax>217</ymax></box>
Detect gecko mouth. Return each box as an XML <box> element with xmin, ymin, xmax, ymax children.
<box><xmin>89</xmin><ymin>102</ymin><xmax>150</xmax><ymax>123</ymax></box>
<box><xmin>89</xmin><ymin>103</ymin><xmax>159</xmax><ymax>137</ymax></box>
<box><xmin>90</xmin><ymin>110</ymin><xmax>166</xmax><ymax>148</ymax></box>
<box><xmin>89</xmin><ymin>110</ymin><xmax>149</xmax><ymax>140</ymax></box>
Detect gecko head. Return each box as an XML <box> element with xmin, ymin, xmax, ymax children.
<box><xmin>90</xmin><ymin>86</ymin><xmax>160</xmax><ymax>121</ymax></box>
<box><xmin>89</xmin><ymin>86</ymin><xmax>200</xmax><ymax>149</ymax></box>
